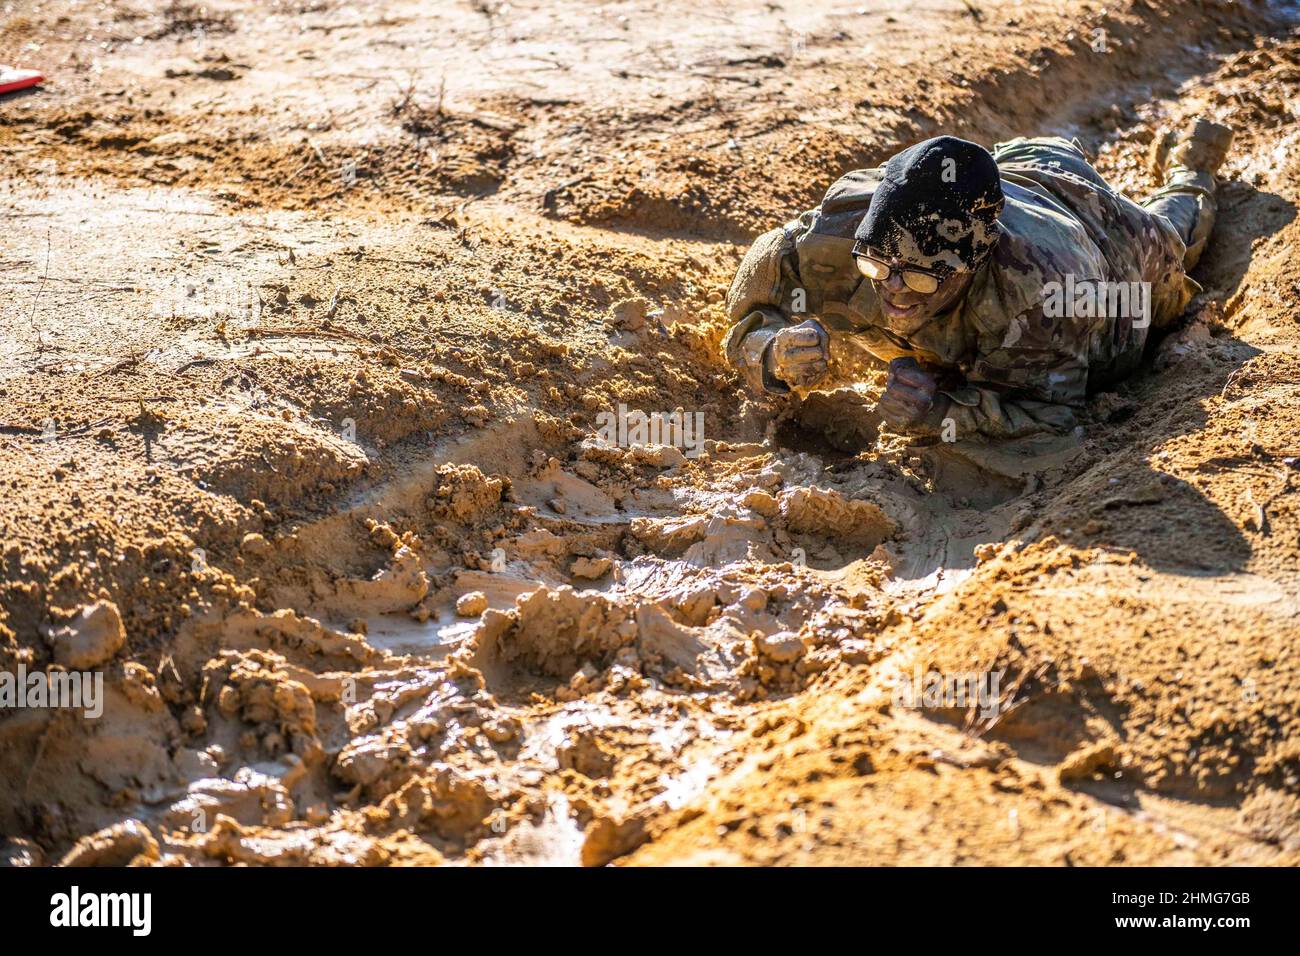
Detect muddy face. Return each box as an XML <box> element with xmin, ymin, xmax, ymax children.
<box><xmin>869</xmin><ymin>248</ymin><xmax>974</xmax><ymax>334</ymax></box>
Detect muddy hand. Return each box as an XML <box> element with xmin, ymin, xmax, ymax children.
<box><xmin>878</xmin><ymin>357</ymin><xmax>938</xmax><ymax>429</ymax></box>
<box><xmin>767</xmin><ymin>319</ymin><xmax>830</xmax><ymax>388</ymax></box>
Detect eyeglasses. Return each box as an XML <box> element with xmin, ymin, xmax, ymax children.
<box><xmin>853</xmin><ymin>252</ymin><xmax>943</xmax><ymax>295</ymax></box>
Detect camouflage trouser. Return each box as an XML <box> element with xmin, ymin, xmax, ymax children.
<box><xmin>991</xmin><ymin>137</ymin><xmax>1216</xmax><ymax>274</ymax></box>
<box><xmin>1142</xmin><ymin>170</ymin><xmax>1219</xmax><ymax>271</ymax></box>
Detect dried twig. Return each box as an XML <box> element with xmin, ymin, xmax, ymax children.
<box><xmin>27</xmin><ymin>228</ymin><xmax>51</xmax><ymax>350</ymax></box>
<box><xmin>966</xmin><ymin>659</ymin><xmax>1053</xmax><ymax>737</ymax></box>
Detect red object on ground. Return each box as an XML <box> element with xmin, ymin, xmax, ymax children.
<box><xmin>0</xmin><ymin>67</ymin><xmax>43</xmax><ymax>95</ymax></box>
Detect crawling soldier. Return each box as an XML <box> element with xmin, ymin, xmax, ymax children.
<box><xmin>722</xmin><ymin>120</ymin><xmax>1233</xmax><ymax>440</ymax></box>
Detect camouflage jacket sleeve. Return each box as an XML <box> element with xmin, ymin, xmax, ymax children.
<box><xmin>920</xmin><ymin>300</ymin><xmax>1087</xmax><ymax>440</ymax></box>
<box><xmin>721</xmin><ymin>213</ymin><xmax>816</xmax><ymax>394</ymax></box>
<box><xmin>846</xmin><ymin>318</ymin><xmax>1078</xmax><ymax>439</ymax></box>
<box><xmin>912</xmin><ymin>383</ymin><xmax>1079</xmax><ymax>440</ymax></box>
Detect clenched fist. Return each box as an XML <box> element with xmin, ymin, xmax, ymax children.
<box><xmin>765</xmin><ymin>319</ymin><xmax>830</xmax><ymax>388</ymax></box>
<box><xmin>878</xmin><ymin>356</ymin><xmax>939</xmax><ymax>429</ymax></box>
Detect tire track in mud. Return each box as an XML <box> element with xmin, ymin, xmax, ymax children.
<box><xmin>5</xmin><ymin>2</ymin><xmax>1300</xmax><ymax>867</ymax></box>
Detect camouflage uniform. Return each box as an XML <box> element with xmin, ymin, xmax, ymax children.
<box><xmin>723</xmin><ymin>137</ymin><xmax>1217</xmax><ymax>438</ymax></box>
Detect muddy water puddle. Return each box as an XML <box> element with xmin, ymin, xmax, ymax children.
<box><xmin>249</xmin><ymin>431</ymin><xmax>1014</xmax><ymax>864</ymax></box>
<box><xmin>39</xmin><ymin>361</ymin><xmax>1053</xmax><ymax>867</ymax></box>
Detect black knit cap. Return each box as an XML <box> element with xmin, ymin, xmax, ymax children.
<box><xmin>854</xmin><ymin>135</ymin><xmax>1004</xmax><ymax>272</ymax></box>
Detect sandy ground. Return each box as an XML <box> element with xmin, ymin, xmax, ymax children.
<box><xmin>1</xmin><ymin>0</ymin><xmax>1298</xmax><ymax>866</ymax></box>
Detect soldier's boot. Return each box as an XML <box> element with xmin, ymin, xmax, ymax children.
<box><xmin>1149</xmin><ymin>117</ymin><xmax>1235</xmax><ymax>178</ymax></box>
<box><xmin>1145</xmin><ymin>118</ymin><xmax>1235</xmax><ymax>270</ymax></box>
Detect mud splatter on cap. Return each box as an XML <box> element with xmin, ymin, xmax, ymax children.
<box><xmin>854</xmin><ymin>135</ymin><xmax>1004</xmax><ymax>272</ymax></box>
